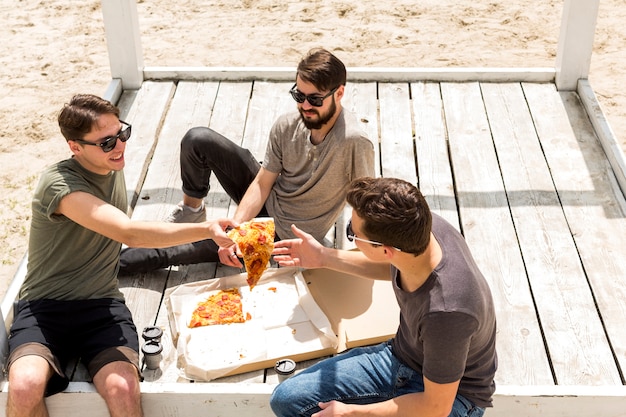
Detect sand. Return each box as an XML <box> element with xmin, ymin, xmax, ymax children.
<box><xmin>0</xmin><ymin>0</ymin><xmax>624</xmax><ymax>298</ymax></box>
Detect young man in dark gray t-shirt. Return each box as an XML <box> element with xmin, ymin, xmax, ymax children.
<box><xmin>270</xmin><ymin>177</ymin><xmax>497</xmax><ymax>417</ymax></box>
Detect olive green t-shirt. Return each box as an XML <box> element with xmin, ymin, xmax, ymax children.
<box><xmin>20</xmin><ymin>158</ymin><xmax>127</xmax><ymax>301</ymax></box>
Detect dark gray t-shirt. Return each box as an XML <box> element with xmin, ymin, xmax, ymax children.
<box><xmin>263</xmin><ymin>109</ymin><xmax>375</xmax><ymax>242</ymax></box>
<box><xmin>391</xmin><ymin>214</ymin><xmax>497</xmax><ymax>408</ymax></box>
<box><xmin>21</xmin><ymin>158</ymin><xmax>127</xmax><ymax>301</ymax></box>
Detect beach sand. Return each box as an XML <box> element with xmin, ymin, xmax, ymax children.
<box><xmin>0</xmin><ymin>0</ymin><xmax>624</xmax><ymax>298</ymax></box>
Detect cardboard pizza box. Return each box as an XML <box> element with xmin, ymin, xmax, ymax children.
<box><xmin>166</xmin><ymin>266</ymin><xmax>399</xmax><ymax>380</ymax></box>
<box><xmin>303</xmin><ymin>268</ymin><xmax>399</xmax><ymax>352</ymax></box>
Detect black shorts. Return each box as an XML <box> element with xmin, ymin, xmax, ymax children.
<box><xmin>7</xmin><ymin>298</ymin><xmax>140</xmax><ymax>396</ymax></box>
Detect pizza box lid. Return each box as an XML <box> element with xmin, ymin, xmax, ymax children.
<box><xmin>303</xmin><ymin>267</ymin><xmax>399</xmax><ymax>352</ymax></box>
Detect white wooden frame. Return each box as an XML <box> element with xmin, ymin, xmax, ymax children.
<box><xmin>103</xmin><ymin>0</ymin><xmax>597</xmax><ymax>90</ymax></box>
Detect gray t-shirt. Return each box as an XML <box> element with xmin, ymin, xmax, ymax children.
<box><xmin>21</xmin><ymin>158</ymin><xmax>127</xmax><ymax>301</ymax></box>
<box><xmin>263</xmin><ymin>109</ymin><xmax>375</xmax><ymax>241</ymax></box>
<box><xmin>391</xmin><ymin>214</ymin><xmax>497</xmax><ymax>408</ymax></box>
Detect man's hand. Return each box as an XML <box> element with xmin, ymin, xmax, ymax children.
<box><xmin>272</xmin><ymin>224</ymin><xmax>325</xmax><ymax>268</ymax></box>
<box><xmin>218</xmin><ymin>244</ymin><xmax>243</xmax><ymax>268</ymax></box>
<box><xmin>312</xmin><ymin>400</ymin><xmax>353</xmax><ymax>416</ymax></box>
<box><xmin>206</xmin><ymin>219</ymin><xmax>242</xmax><ymax>267</ymax></box>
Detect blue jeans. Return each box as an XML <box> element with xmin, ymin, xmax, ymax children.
<box><xmin>270</xmin><ymin>341</ymin><xmax>485</xmax><ymax>417</ymax></box>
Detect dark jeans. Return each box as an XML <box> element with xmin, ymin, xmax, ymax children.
<box><xmin>119</xmin><ymin>127</ymin><xmax>268</xmax><ymax>274</ymax></box>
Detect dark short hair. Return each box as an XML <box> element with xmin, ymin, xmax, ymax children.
<box><xmin>346</xmin><ymin>177</ymin><xmax>432</xmax><ymax>256</ymax></box>
<box><xmin>58</xmin><ymin>94</ymin><xmax>120</xmax><ymax>142</ymax></box>
<box><xmin>296</xmin><ymin>48</ymin><xmax>347</xmax><ymax>92</ymax></box>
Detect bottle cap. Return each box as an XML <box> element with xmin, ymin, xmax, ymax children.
<box><xmin>142</xmin><ymin>326</ymin><xmax>163</xmax><ymax>341</ymax></box>
<box><xmin>274</xmin><ymin>358</ymin><xmax>296</xmax><ymax>375</ymax></box>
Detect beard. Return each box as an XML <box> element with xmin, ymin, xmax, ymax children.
<box><xmin>299</xmin><ymin>98</ymin><xmax>337</xmax><ymax>130</ymax></box>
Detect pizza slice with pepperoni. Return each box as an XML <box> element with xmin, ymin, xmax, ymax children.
<box><xmin>227</xmin><ymin>218</ymin><xmax>275</xmax><ymax>290</ymax></box>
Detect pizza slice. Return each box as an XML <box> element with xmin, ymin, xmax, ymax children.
<box><xmin>188</xmin><ymin>288</ymin><xmax>248</xmax><ymax>328</ymax></box>
<box><xmin>227</xmin><ymin>218</ymin><xmax>275</xmax><ymax>290</ymax></box>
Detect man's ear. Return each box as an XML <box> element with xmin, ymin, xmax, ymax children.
<box><xmin>383</xmin><ymin>246</ymin><xmax>395</xmax><ymax>259</ymax></box>
<box><xmin>335</xmin><ymin>84</ymin><xmax>345</xmax><ymax>101</ymax></box>
<box><xmin>68</xmin><ymin>140</ymin><xmax>81</xmax><ymax>155</ymax></box>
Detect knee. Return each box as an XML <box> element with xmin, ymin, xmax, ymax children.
<box><xmin>181</xmin><ymin>126</ymin><xmax>219</xmax><ymax>149</ymax></box>
<box><xmin>99</xmin><ymin>371</ymin><xmax>141</xmax><ymax>406</ymax></box>
<box><xmin>8</xmin><ymin>366</ymin><xmax>48</xmax><ymax>409</ymax></box>
<box><xmin>270</xmin><ymin>381</ymin><xmax>301</xmax><ymax>417</ymax></box>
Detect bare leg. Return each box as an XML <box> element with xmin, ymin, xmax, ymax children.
<box><xmin>92</xmin><ymin>361</ymin><xmax>143</xmax><ymax>417</ymax></box>
<box><xmin>6</xmin><ymin>355</ymin><xmax>52</xmax><ymax>417</ymax></box>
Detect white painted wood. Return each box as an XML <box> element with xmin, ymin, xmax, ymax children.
<box><xmin>2</xmin><ymin>382</ymin><xmax>626</xmax><ymax>417</ymax></box>
<box><xmin>102</xmin><ymin>78</ymin><xmax>123</xmax><ymax>104</ymax></box>
<box><xmin>441</xmin><ymin>82</ymin><xmax>553</xmax><ymax>385</ymax></box>
<box><xmin>411</xmin><ymin>81</ymin><xmax>460</xmax><ymax>231</ymax></box>
<box><xmin>555</xmin><ymin>0</ymin><xmax>600</xmax><ymax>90</ymax></box>
<box><xmin>523</xmin><ymin>82</ymin><xmax>626</xmax><ymax>377</ymax></box>
<box><xmin>5</xmin><ymin>76</ymin><xmax>626</xmax><ymax>409</ymax></box>
<box><xmin>116</xmin><ymin>81</ymin><xmax>176</xmax><ymax>210</ymax></box>
<box><xmin>482</xmin><ymin>82</ymin><xmax>620</xmax><ymax>385</ymax></box>
<box><xmin>577</xmin><ymin>79</ymin><xmax>626</xmax><ymax>197</ymax></box>
<box><xmin>378</xmin><ymin>83</ymin><xmax>417</xmax><ymax>184</ymax></box>
<box><xmin>336</xmin><ymin>82</ymin><xmax>379</xmax><ymax>249</ymax></box>
<box><xmin>131</xmin><ymin>81</ymin><xmax>219</xmax><ymax>222</ymax></box>
<box><xmin>342</xmin><ymin>82</ymin><xmax>380</xmax><ymax>175</ymax></box>
<box><xmin>240</xmin><ymin>81</ymin><xmax>294</xmax><ymax>162</ymax></box>
<box><xmin>144</xmin><ymin>66</ymin><xmax>556</xmax><ymax>83</ymax></box>
<box><xmin>101</xmin><ymin>0</ymin><xmax>143</xmax><ymax>89</ymax></box>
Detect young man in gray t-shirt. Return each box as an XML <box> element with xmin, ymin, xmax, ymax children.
<box><xmin>119</xmin><ymin>48</ymin><xmax>375</xmax><ymax>274</ymax></box>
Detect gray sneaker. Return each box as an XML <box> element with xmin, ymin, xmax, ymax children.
<box><xmin>165</xmin><ymin>202</ymin><xmax>206</xmax><ymax>223</ymax></box>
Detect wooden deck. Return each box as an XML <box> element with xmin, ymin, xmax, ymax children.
<box><xmin>0</xmin><ymin>1</ymin><xmax>624</xmax><ymax>414</ymax></box>
<box><xmin>1</xmin><ymin>75</ymin><xmax>625</xmax><ymax>415</ymax></box>
<box><xmin>106</xmin><ymin>77</ymin><xmax>626</xmax><ymax>409</ymax></box>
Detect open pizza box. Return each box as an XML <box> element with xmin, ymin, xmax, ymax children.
<box><xmin>165</xmin><ymin>266</ymin><xmax>399</xmax><ymax>381</ymax></box>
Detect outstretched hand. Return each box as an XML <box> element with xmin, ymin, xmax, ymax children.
<box><xmin>210</xmin><ymin>219</ymin><xmax>243</xmax><ymax>267</ymax></box>
<box><xmin>272</xmin><ymin>224</ymin><xmax>325</xmax><ymax>268</ymax></box>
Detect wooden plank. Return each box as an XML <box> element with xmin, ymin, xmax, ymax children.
<box><xmin>241</xmin><ymin>81</ymin><xmax>294</xmax><ymax>161</ymax></box>
<box><xmin>441</xmin><ymin>82</ymin><xmax>553</xmax><ymax>385</ymax></box>
<box><xmin>132</xmin><ymin>81</ymin><xmax>220</xmax><ymax>220</ymax></box>
<box><xmin>116</xmin><ymin>81</ymin><xmax>176</xmax><ymax>211</ymax></box>
<box><xmin>482</xmin><ymin>82</ymin><xmax>620</xmax><ymax>385</ymax></box>
<box><xmin>336</xmin><ymin>82</ymin><xmax>379</xmax><ymax>249</ymax></box>
<box><xmin>3</xmin><ymin>382</ymin><xmax>626</xmax><ymax>417</ymax></box>
<box><xmin>342</xmin><ymin>82</ymin><xmax>380</xmax><ymax>176</ymax></box>
<box><xmin>523</xmin><ymin>82</ymin><xmax>626</xmax><ymax>377</ymax></box>
<box><xmin>121</xmin><ymin>81</ymin><xmax>220</xmax><ymax>377</ymax></box>
<box><xmin>411</xmin><ymin>82</ymin><xmax>460</xmax><ymax>231</ymax></box>
<box><xmin>577</xmin><ymin>79</ymin><xmax>626</xmax><ymax>199</ymax></box>
<box><xmin>144</xmin><ymin>67</ymin><xmax>556</xmax><ymax>84</ymax></box>
<box><xmin>378</xmin><ymin>83</ymin><xmax>417</xmax><ymax>184</ymax></box>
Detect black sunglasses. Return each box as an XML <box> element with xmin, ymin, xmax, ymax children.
<box><xmin>289</xmin><ymin>84</ymin><xmax>338</xmax><ymax>107</ymax></box>
<box><xmin>346</xmin><ymin>220</ymin><xmax>402</xmax><ymax>251</ymax></box>
<box><xmin>72</xmin><ymin>120</ymin><xmax>132</xmax><ymax>153</ymax></box>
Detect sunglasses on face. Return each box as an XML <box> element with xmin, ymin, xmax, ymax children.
<box><xmin>289</xmin><ymin>84</ymin><xmax>338</xmax><ymax>107</ymax></box>
<box><xmin>346</xmin><ymin>220</ymin><xmax>403</xmax><ymax>251</ymax></box>
<box><xmin>72</xmin><ymin>120</ymin><xmax>132</xmax><ymax>153</ymax></box>
<box><xmin>346</xmin><ymin>220</ymin><xmax>384</xmax><ymax>247</ymax></box>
